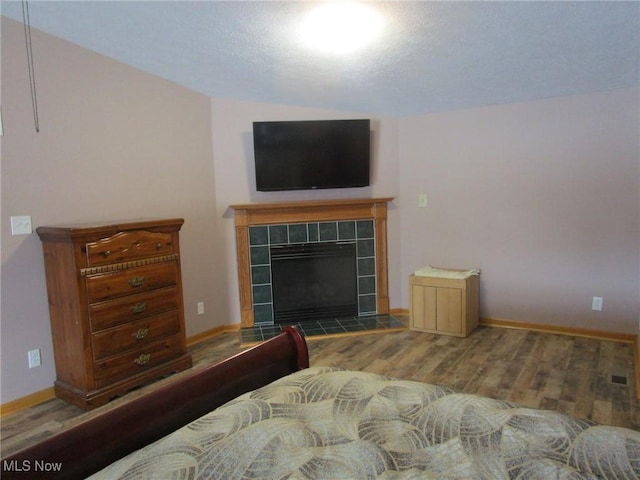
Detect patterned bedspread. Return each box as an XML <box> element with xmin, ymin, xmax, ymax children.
<box><xmin>91</xmin><ymin>367</ymin><xmax>640</xmax><ymax>479</ymax></box>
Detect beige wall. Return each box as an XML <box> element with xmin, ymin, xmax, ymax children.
<box><xmin>1</xmin><ymin>18</ymin><xmax>223</xmax><ymax>403</ymax></box>
<box><xmin>1</xmin><ymin>16</ymin><xmax>638</xmax><ymax>406</ymax></box>
<box><xmin>399</xmin><ymin>88</ymin><xmax>640</xmax><ymax>333</ymax></box>
<box><xmin>208</xmin><ymin>97</ymin><xmax>401</xmax><ymax>323</ymax></box>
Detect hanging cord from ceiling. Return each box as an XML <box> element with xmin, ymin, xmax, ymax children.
<box><xmin>22</xmin><ymin>0</ymin><xmax>39</xmax><ymax>133</ymax></box>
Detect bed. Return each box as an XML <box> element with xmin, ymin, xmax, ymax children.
<box><xmin>2</xmin><ymin>326</ymin><xmax>639</xmax><ymax>479</ymax></box>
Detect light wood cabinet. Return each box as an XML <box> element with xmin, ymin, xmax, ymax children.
<box><xmin>37</xmin><ymin>219</ymin><xmax>192</xmax><ymax>409</ymax></box>
<box><xmin>409</xmin><ymin>270</ymin><xmax>479</xmax><ymax>337</ymax></box>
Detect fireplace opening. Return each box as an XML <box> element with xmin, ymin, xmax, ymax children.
<box><xmin>270</xmin><ymin>242</ymin><xmax>358</xmax><ymax>323</ymax></box>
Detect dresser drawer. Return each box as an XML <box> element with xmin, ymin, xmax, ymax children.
<box><xmin>89</xmin><ymin>286</ymin><xmax>179</xmax><ymax>331</ymax></box>
<box><xmin>86</xmin><ymin>230</ymin><xmax>175</xmax><ymax>267</ymax></box>
<box><xmin>94</xmin><ymin>335</ymin><xmax>183</xmax><ymax>388</ymax></box>
<box><xmin>86</xmin><ymin>262</ymin><xmax>178</xmax><ymax>302</ymax></box>
<box><xmin>92</xmin><ymin>311</ymin><xmax>181</xmax><ymax>360</ymax></box>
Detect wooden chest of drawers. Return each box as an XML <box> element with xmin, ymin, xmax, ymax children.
<box><xmin>37</xmin><ymin>219</ymin><xmax>192</xmax><ymax>409</ymax></box>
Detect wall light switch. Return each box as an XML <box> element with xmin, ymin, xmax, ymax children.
<box><xmin>197</xmin><ymin>302</ymin><xmax>204</xmax><ymax>315</ymax></box>
<box><xmin>418</xmin><ymin>194</ymin><xmax>428</xmax><ymax>208</ymax></box>
<box><xmin>11</xmin><ymin>216</ymin><xmax>33</xmax><ymax>235</ymax></box>
<box><xmin>28</xmin><ymin>349</ymin><xmax>41</xmax><ymax>368</ymax></box>
<box><xmin>592</xmin><ymin>296</ymin><xmax>603</xmax><ymax>311</ymax></box>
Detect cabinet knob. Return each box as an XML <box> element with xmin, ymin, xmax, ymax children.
<box><xmin>156</xmin><ymin>243</ymin><xmax>162</xmax><ymax>250</ymax></box>
<box><xmin>132</xmin><ymin>327</ymin><xmax>150</xmax><ymax>340</ymax></box>
<box><xmin>130</xmin><ymin>302</ymin><xmax>147</xmax><ymax>314</ymax></box>
<box><xmin>103</xmin><ymin>250</ymin><xmax>111</xmax><ymax>258</ymax></box>
<box><xmin>128</xmin><ymin>276</ymin><xmax>145</xmax><ymax>288</ymax></box>
<box><xmin>133</xmin><ymin>353</ymin><xmax>151</xmax><ymax>366</ymax></box>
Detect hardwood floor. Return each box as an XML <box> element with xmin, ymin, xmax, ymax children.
<box><xmin>2</xmin><ymin>318</ymin><xmax>638</xmax><ymax>458</ymax></box>
<box><xmin>309</xmin><ymin>324</ymin><xmax>639</xmax><ymax>429</ymax></box>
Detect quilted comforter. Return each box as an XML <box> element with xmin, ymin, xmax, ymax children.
<box><xmin>91</xmin><ymin>367</ymin><xmax>640</xmax><ymax>479</ymax></box>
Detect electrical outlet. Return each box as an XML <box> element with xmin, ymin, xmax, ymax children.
<box><xmin>592</xmin><ymin>296</ymin><xmax>603</xmax><ymax>311</ymax></box>
<box><xmin>28</xmin><ymin>349</ymin><xmax>41</xmax><ymax>368</ymax></box>
<box><xmin>11</xmin><ymin>216</ymin><xmax>32</xmax><ymax>235</ymax></box>
<box><xmin>197</xmin><ymin>302</ymin><xmax>204</xmax><ymax>315</ymax></box>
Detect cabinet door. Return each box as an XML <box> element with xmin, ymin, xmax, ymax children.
<box><xmin>410</xmin><ymin>285</ymin><xmax>437</xmax><ymax>331</ymax></box>
<box><xmin>436</xmin><ymin>287</ymin><xmax>462</xmax><ymax>334</ymax></box>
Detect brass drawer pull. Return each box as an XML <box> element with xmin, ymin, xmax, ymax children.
<box><xmin>128</xmin><ymin>276</ymin><xmax>145</xmax><ymax>288</ymax></box>
<box><xmin>103</xmin><ymin>250</ymin><xmax>111</xmax><ymax>258</ymax></box>
<box><xmin>132</xmin><ymin>327</ymin><xmax>150</xmax><ymax>340</ymax></box>
<box><xmin>133</xmin><ymin>353</ymin><xmax>151</xmax><ymax>366</ymax></box>
<box><xmin>156</xmin><ymin>243</ymin><xmax>162</xmax><ymax>250</ymax></box>
<box><xmin>130</xmin><ymin>302</ymin><xmax>147</xmax><ymax>314</ymax></box>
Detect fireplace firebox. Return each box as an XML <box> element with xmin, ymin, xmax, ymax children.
<box><xmin>270</xmin><ymin>242</ymin><xmax>358</xmax><ymax>323</ymax></box>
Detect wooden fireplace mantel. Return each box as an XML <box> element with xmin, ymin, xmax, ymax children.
<box><xmin>231</xmin><ymin>198</ymin><xmax>394</xmax><ymax>327</ymax></box>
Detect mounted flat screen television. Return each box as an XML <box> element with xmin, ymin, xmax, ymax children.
<box><xmin>253</xmin><ymin>119</ymin><xmax>371</xmax><ymax>191</ymax></box>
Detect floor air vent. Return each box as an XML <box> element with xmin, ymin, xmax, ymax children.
<box><xmin>611</xmin><ymin>375</ymin><xmax>628</xmax><ymax>386</ymax></box>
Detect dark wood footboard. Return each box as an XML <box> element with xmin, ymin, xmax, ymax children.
<box><xmin>1</xmin><ymin>326</ymin><xmax>309</xmax><ymax>480</ymax></box>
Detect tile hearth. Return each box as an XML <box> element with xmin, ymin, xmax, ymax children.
<box><xmin>240</xmin><ymin>314</ymin><xmax>406</xmax><ymax>345</ymax></box>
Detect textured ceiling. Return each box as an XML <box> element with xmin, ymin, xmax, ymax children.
<box><xmin>1</xmin><ymin>1</ymin><xmax>639</xmax><ymax>116</ymax></box>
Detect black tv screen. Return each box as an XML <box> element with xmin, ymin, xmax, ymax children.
<box><xmin>253</xmin><ymin>119</ymin><xmax>370</xmax><ymax>191</ymax></box>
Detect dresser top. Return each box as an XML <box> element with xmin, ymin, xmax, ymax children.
<box><xmin>36</xmin><ymin>218</ymin><xmax>184</xmax><ymax>242</ymax></box>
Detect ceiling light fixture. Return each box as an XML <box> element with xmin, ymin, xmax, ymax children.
<box><xmin>299</xmin><ymin>2</ymin><xmax>384</xmax><ymax>55</ymax></box>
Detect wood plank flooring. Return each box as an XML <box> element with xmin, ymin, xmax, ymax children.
<box><xmin>2</xmin><ymin>319</ymin><xmax>638</xmax><ymax>458</ymax></box>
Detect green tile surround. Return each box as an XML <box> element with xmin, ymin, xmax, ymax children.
<box><xmin>249</xmin><ymin>220</ymin><xmax>377</xmax><ymax>325</ymax></box>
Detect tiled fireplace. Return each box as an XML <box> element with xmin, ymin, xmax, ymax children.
<box><xmin>231</xmin><ymin>198</ymin><xmax>393</xmax><ymax>327</ymax></box>
<box><xmin>249</xmin><ymin>219</ymin><xmax>376</xmax><ymax>325</ymax></box>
